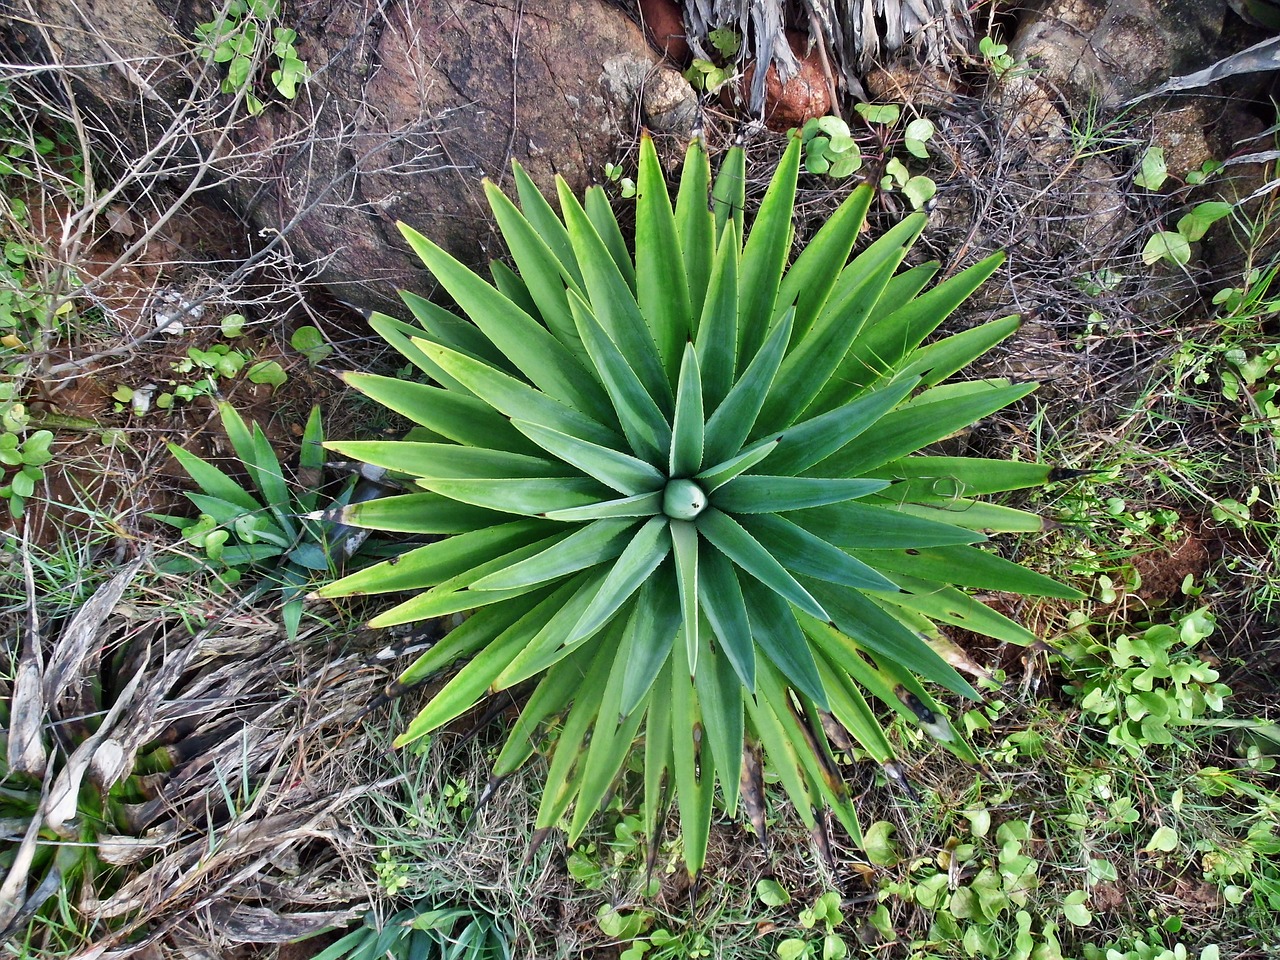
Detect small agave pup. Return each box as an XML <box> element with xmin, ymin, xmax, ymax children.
<box><xmin>317</xmin><ymin>132</ymin><xmax>1082</xmax><ymax>877</ymax></box>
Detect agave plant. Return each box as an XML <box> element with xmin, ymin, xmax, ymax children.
<box><xmin>317</xmin><ymin>132</ymin><xmax>1082</xmax><ymax>877</ymax></box>
<box><xmin>153</xmin><ymin>402</ymin><xmax>360</xmax><ymax>639</ymax></box>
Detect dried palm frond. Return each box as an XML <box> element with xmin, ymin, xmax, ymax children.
<box><xmin>0</xmin><ymin>541</ymin><xmax>427</xmax><ymax>958</ymax></box>
<box><xmin>682</xmin><ymin>0</ymin><xmax>974</xmax><ymax>112</ymax></box>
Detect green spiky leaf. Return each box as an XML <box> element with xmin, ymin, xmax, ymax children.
<box><xmin>321</xmin><ymin>137</ymin><xmax>1078</xmax><ymax>880</ymax></box>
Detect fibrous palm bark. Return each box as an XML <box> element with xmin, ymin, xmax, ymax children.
<box><xmin>681</xmin><ymin>0</ymin><xmax>972</xmax><ymax>110</ymax></box>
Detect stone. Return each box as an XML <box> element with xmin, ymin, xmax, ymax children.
<box><xmin>864</xmin><ymin>63</ymin><xmax>959</xmax><ymax>108</ymax></box>
<box><xmin>638</xmin><ymin>0</ymin><xmax>691</xmax><ymax>65</ymax></box>
<box><xmin>0</xmin><ymin>0</ymin><xmax>696</xmax><ymax>313</ymax></box>
<box><xmin>1010</xmin><ymin>0</ymin><xmax>1224</xmax><ymax>106</ymax></box>
<box><xmin>739</xmin><ymin>31</ymin><xmax>832</xmax><ymax>132</ymax></box>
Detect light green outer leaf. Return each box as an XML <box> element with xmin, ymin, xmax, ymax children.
<box><xmin>395</xmin><ymin>585</ymin><xmax>550</xmax><ymax>688</ymax></box>
<box><xmin>420</xmin><ymin>339</ymin><xmax>623</xmax><ymax>450</ymax></box>
<box><xmin>471</xmin><ymin>517</ymin><xmax>638</xmax><ymax>590</ymax></box>
<box><xmin>811</xmin><ymin>646</ymin><xmax>894</xmax><ymax>762</ymax></box>
<box><xmin>695</xmin><ymin>434</ymin><xmax>781</xmax><ymax>492</ymax></box>
<box><xmin>695</xmin><ymin>219</ymin><xmax>740</xmax><ymax>412</ymax></box>
<box><xmin>565</xmin><ymin>515</ymin><xmax>671</xmax><ymax>646</ymax></box>
<box><xmin>512</xmin><ymin>420</ymin><xmax>665</xmax><ymax>496</ymax></box>
<box><xmin>491</xmin><ymin>259</ymin><xmax>541</xmax><ymax>320</ymax></box>
<box><xmin>335</xmin><ymin>493</ymin><xmax>507</xmax><ymax>534</ymax></box>
<box><xmin>167</xmin><ymin>443</ymin><xmax>260</xmax><ymax>513</ymax></box>
<box><xmin>790</xmin><ymin>501</ymin><xmax>983</xmax><ymax>549</ymax></box>
<box><xmin>220</xmin><ymin>402</ymin><xmax>296</xmax><ymax>538</ymax></box>
<box><xmin>395</xmin><ymin>580</ymin><xmax>579</xmax><ymax>745</ymax></box>
<box><xmin>535</xmin><ymin>630</ymin><xmax>616</xmax><ymax>830</ymax></box>
<box><xmin>670</xmin><ymin>520</ymin><xmax>700</xmax><ymax>675</ymax></box>
<box><xmin>512</xmin><ymin>160</ymin><xmax>583</xmax><ymax>288</ymax></box>
<box><xmin>401</xmin><ymin>289</ymin><xmax>518</xmax><ymax>374</ymax></box>
<box><xmin>899</xmin><ymin>315</ymin><xmax>1022</xmax><ymax>388</ymax></box>
<box><xmin>866</xmin><ymin>261</ymin><xmax>939</xmax><ymax>327</ymax></box>
<box><xmin>755</xmin><ymin>656</ymin><xmax>859</xmax><ymax>843</ymax></box>
<box><xmin>742</xmin><ymin>587</ymin><xmax>827</xmax><ymax>708</ymax></box>
<box><xmin>341</xmin><ymin>371</ymin><xmax>540</xmax><ymax>456</ymax></box>
<box><xmin>644</xmin><ymin>657</ymin><xmax>675</xmax><ymax>855</ymax></box>
<box><xmin>765</xmin><ymin>377</ymin><xmax>919</xmax><ymax>477</ymax></box>
<box><xmin>697</xmin><ymin>547</ymin><xmax>756</xmax><ymax>690</ymax></box>
<box><xmin>872</xmin><ymin>497</ymin><xmax>1046</xmax><ymax>533</ymax></box>
<box><xmin>491</xmin><ymin>640</ymin><xmax>598</xmax><ymax>778</ymax></box>
<box><xmin>367</xmin><ymin>312</ymin><xmax>471</xmax><ymax>395</ymax></box>
<box><xmin>876</xmin><ymin>575</ymin><xmax>1039</xmax><ymax>646</ymax></box>
<box><xmin>813</xmin><ymin>381</ymin><xmax>1037</xmax><ymax>477</ymax></box>
<box><xmin>675</xmin><ymin>137</ymin><xmax>714</xmax><ymax>321</ymax></box>
<box><xmin>743</xmin><ymin>673</ymin><xmax>817</xmax><ymax>831</ymax></box>
<box><xmin>712</xmin><ymin>476</ymin><xmax>888</xmax><ymax>513</ymax></box>
<box><xmin>567</xmin><ymin>292</ymin><xmax>671</xmax><ymax>464</ymax></box>
<box><xmin>703</xmin><ymin>308</ymin><xmax>793</xmax><ymax>466</ymax></box>
<box><xmin>777</xmin><ymin>184</ymin><xmax>874</xmax><ymax>340</ymax></box>
<box><xmin>696</xmin><ymin>508</ymin><xmax>827</xmax><ymax>621</ymax></box>
<box><xmin>854</xmin><ymin>544</ymin><xmax>1083</xmax><ymax>599</ymax></box>
<box><xmin>368</xmin><ymin>534</ymin><xmax>568</xmax><ymax>626</ymax></box>
<box><xmin>693</xmin><ymin>612</ymin><xmax>745</xmax><ymax>816</ymax></box>
<box><xmin>412</xmin><ymin>476</ymin><xmax>610</xmax><ymax>517</ymax></box>
<box><xmin>758</xmin><ymin>213</ymin><xmax>924</xmax><ymax>433</ymax></box>
<box><xmin>215</xmin><ymin>397</ymin><xmax>255</xmax><ymax>466</ymax></box>
<box><xmin>871</xmin><ymin>655</ymin><xmax>977</xmax><ymax>762</ymax></box>
<box><xmin>249</xmin><ymin>425</ymin><xmax>292</xmax><ymax>537</ymax></box>
<box><xmin>811</xmin><ymin>252</ymin><xmax>1006</xmax><ymax>411</ymax></box>
<box><xmin>585</xmin><ymin>185</ymin><xmax>636</xmax><ymax>293</ymax></box>
<box><xmin>739</xmin><ymin>514</ymin><xmax>899</xmax><ymax>593</ymax></box>
<box><xmin>325</xmin><ymin>440</ymin><xmax>566</xmax><ymax>480</ymax></box>
<box><xmin>864</xmin><ymin>456</ymin><xmax>1054</xmax><ymax>499</ymax></box>
<box><xmin>712</xmin><ymin>144</ymin><xmax>745</xmax><ymax>249</ymax></box>
<box><xmin>315</xmin><ymin>519</ymin><xmax>550</xmax><ymax>598</ymax></box>
<box><xmin>558</xmin><ymin>179</ymin><xmax>672</xmax><ymax>412</ymax></box>
<box><xmin>636</xmin><ymin>134</ymin><xmax>691</xmax><ymax>376</ymax></box>
<box><xmin>494</xmin><ymin>569</ymin><xmax>608</xmax><ymax>685</ymax></box>
<box><xmin>569</xmin><ymin>620</ymin><xmax>651</xmax><ymax>842</ymax></box>
<box><xmin>669</xmin><ymin>343</ymin><xmax>705</xmax><ymax>478</ymax></box>
<box><xmin>899</xmin><ymin>378</ymin><xmax>1007</xmax><ymax>408</ymax></box>
<box><xmin>671</xmin><ymin>653</ymin><xmax>715</xmax><ymax>877</ymax></box>
<box><xmin>542</xmin><ymin>491</ymin><xmax>664</xmax><ymax>522</ymax></box>
<box><xmin>737</xmin><ymin>134</ymin><xmax>800</xmax><ymax>370</ymax></box>
<box><xmin>399</xmin><ymin>222</ymin><xmax>608</xmax><ymax>415</ymax></box>
<box><xmin>482</xmin><ymin>180</ymin><xmax>584</xmax><ymax>354</ymax></box>
<box><xmin>298</xmin><ymin>406</ymin><xmax>323</xmax><ymax>512</ymax></box>
<box><xmin>802</xmin><ymin>581</ymin><xmax>978</xmax><ymax>699</ymax></box>
<box><xmin>620</xmin><ymin>570</ymin><xmax>682</xmax><ymax>716</ymax></box>
<box><xmin>800</xmin><ymin>612</ymin><xmax>962</xmax><ymax>738</ymax></box>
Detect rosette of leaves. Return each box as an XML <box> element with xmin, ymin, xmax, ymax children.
<box><xmin>318</xmin><ymin>133</ymin><xmax>1082</xmax><ymax>877</ymax></box>
<box><xmin>153</xmin><ymin>403</ymin><xmax>352</xmax><ymax>639</ymax></box>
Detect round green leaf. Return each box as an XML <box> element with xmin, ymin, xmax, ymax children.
<box><xmin>1142</xmin><ymin>231</ymin><xmax>1191</xmax><ymax>267</ymax></box>
<box><xmin>1062</xmin><ymin>890</ymin><xmax>1092</xmax><ymax>927</ymax></box>
<box><xmin>863</xmin><ymin>820</ymin><xmax>900</xmax><ymax>866</ymax></box>
<box><xmin>247</xmin><ymin>359</ymin><xmax>287</xmax><ymax>387</ymax></box>
<box><xmin>221</xmin><ymin>313</ymin><xmax>247</xmax><ymax>337</ymax></box>
<box><xmin>757</xmin><ymin>878</ymin><xmax>792</xmax><ymax>907</ymax></box>
<box><xmin>855</xmin><ymin>103</ymin><xmax>901</xmax><ymax>125</ymax></box>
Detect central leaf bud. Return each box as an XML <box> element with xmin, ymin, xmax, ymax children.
<box><xmin>662</xmin><ymin>478</ymin><xmax>707</xmax><ymax>520</ymax></box>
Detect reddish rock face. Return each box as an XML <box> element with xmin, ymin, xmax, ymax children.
<box><xmin>741</xmin><ymin>31</ymin><xmax>832</xmax><ymax>131</ymax></box>
<box><xmin>2</xmin><ymin>0</ymin><xmax>694</xmax><ymax>313</ymax></box>
<box><xmin>639</xmin><ymin>0</ymin><xmax>691</xmax><ymax>64</ymax></box>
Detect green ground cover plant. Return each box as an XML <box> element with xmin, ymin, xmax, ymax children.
<box><xmin>194</xmin><ymin>0</ymin><xmax>310</xmax><ymax>115</ymax></box>
<box><xmin>316</xmin><ymin>130</ymin><xmax>1084</xmax><ymax>878</ymax></box>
